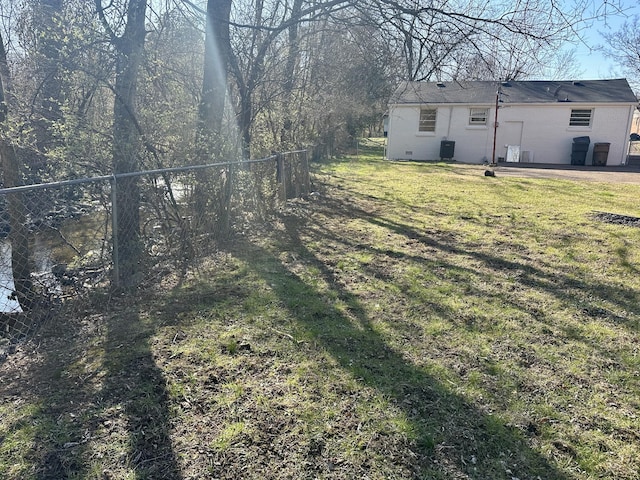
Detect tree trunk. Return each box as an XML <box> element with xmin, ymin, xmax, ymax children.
<box><xmin>239</xmin><ymin>88</ymin><xmax>252</xmax><ymax>158</ymax></box>
<box><xmin>0</xmin><ymin>33</ymin><xmax>32</xmax><ymax>310</ymax></box>
<box><xmin>110</xmin><ymin>0</ymin><xmax>147</xmax><ymax>287</ymax></box>
<box><xmin>35</xmin><ymin>0</ymin><xmax>64</xmax><ymax>158</ymax></box>
<box><xmin>198</xmin><ymin>0</ymin><xmax>232</xmax><ymax>146</ymax></box>
<box><xmin>195</xmin><ymin>0</ymin><xmax>233</xmax><ymax>237</ymax></box>
<box><xmin>280</xmin><ymin>0</ymin><xmax>303</xmax><ymax>148</ymax></box>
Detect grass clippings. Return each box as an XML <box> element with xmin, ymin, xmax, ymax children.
<box><xmin>1</xmin><ymin>142</ymin><xmax>639</xmax><ymax>479</ymax></box>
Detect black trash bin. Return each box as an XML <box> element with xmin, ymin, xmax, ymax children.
<box><xmin>592</xmin><ymin>143</ymin><xmax>610</xmax><ymax>166</ymax></box>
<box><xmin>571</xmin><ymin>136</ymin><xmax>590</xmax><ymax>165</ymax></box>
<box><xmin>570</xmin><ymin>152</ymin><xmax>586</xmax><ymax>165</ymax></box>
<box><xmin>440</xmin><ymin>140</ymin><xmax>455</xmax><ymax>160</ymax></box>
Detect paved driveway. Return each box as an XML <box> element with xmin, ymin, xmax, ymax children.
<box><xmin>492</xmin><ymin>164</ymin><xmax>640</xmax><ymax>184</ymax></box>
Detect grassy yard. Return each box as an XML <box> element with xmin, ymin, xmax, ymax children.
<box><xmin>1</xmin><ymin>142</ymin><xmax>639</xmax><ymax>479</ymax></box>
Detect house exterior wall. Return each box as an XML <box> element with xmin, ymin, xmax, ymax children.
<box><xmin>386</xmin><ymin>102</ymin><xmax>635</xmax><ymax>165</ymax></box>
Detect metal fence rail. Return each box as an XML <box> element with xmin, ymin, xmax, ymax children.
<box><xmin>0</xmin><ymin>150</ymin><xmax>309</xmax><ymax>350</ymax></box>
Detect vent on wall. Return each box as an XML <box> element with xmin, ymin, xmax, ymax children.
<box><xmin>405</xmin><ymin>150</ymin><xmax>413</xmax><ymax>156</ymax></box>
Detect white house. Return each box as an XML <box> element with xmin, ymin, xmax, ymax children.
<box><xmin>386</xmin><ymin>79</ymin><xmax>638</xmax><ymax>165</ymax></box>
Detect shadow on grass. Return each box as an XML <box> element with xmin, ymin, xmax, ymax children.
<box><xmin>96</xmin><ymin>307</ymin><xmax>181</xmax><ymax>479</ymax></box>
<box><xmin>0</xmin><ymin>297</ymin><xmax>181</xmax><ymax>479</ymax></box>
<box><xmin>318</xmin><ymin>184</ymin><xmax>639</xmax><ymax>333</ymax></box>
<box><xmin>233</xmin><ymin>233</ymin><xmax>570</xmax><ymax>479</ymax></box>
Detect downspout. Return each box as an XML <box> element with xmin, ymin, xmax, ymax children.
<box><xmin>386</xmin><ymin>106</ymin><xmax>395</xmax><ymax>160</ymax></box>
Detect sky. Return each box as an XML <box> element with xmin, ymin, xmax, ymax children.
<box><xmin>571</xmin><ymin>0</ymin><xmax>639</xmax><ymax>80</ymax></box>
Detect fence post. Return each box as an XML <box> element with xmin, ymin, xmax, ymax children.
<box><xmin>303</xmin><ymin>149</ymin><xmax>310</xmax><ymax>195</ymax></box>
<box><xmin>277</xmin><ymin>153</ymin><xmax>286</xmax><ymax>201</ymax></box>
<box><xmin>293</xmin><ymin>152</ymin><xmax>300</xmax><ymax>198</ymax></box>
<box><xmin>110</xmin><ymin>176</ymin><xmax>119</xmax><ymax>288</ymax></box>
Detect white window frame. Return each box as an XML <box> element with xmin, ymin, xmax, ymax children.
<box><xmin>419</xmin><ymin>108</ymin><xmax>437</xmax><ymax>132</ymax></box>
<box><xmin>569</xmin><ymin>109</ymin><xmax>593</xmax><ymax>127</ymax></box>
<box><xmin>469</xmin><ymin>108</ymin><xmax>488</xmax><ymax>126</ymax></box>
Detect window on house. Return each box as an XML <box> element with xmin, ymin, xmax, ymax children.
<box><xmin>419</xmin><ymin>108</ymin><xmax>437</xmax><ymax>132</ymax></box>
<box><xmin>569</xmin><ymin>109</ymin><xmax>593</xmax><ymax>127</ymax></box>
<box><xmin>469</xmin><ymin>108</ymin><xmax>488</xmax><ymax>125</ymax></box>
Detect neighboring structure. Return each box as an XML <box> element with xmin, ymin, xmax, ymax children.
<box><xmin>386</xmin><ymin>79</ymin><xmax>638</xmax><ymax>165</ymax></box>
<box><xmin>632</xmin><ymin>107</ymin><xmax>640</xmax><ymax>135</ymax></box>
<box><xmin>629</xmin><ymin>109</ymin><xmax>640</xmax><ymax>166</ymax></box>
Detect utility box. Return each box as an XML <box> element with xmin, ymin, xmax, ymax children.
<box><xmin>440</xmin><ymin>140</ymin><xmax>455</xmax><ymax>160</ymax></box>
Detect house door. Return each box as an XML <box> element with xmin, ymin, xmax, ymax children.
<box><xmin>496</xmin><ymin>121</ymin><xmax>523</xmax><ymax>161</ymax></box>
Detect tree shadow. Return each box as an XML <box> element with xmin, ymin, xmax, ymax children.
<box><xmin>295</xmin><ymin>190</ymin><xmax>639</xmax><ymax>387</ymax></box>
<box><xmin>313</xmin><ymin>187</ymin><xmax>639</xmax><ymax>334</ymax></box>
<box><xmin>232</xmin><ymin>231</ymin><xmax>571</xmax><ymax>479</ymax></box>
<box><xmin>0</xmin><ymin>295</ymin><xmax>181</xmax><ymax>479</ymax></box>
<box><xmin>95</xmin><ymin>306</ymin><xmax>182</xmax><ymax>479</ymax></box>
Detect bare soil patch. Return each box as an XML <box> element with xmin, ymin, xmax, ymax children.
<box><xmin>591</xmin><ymin>211</ymin><xmax>640</xmax><ymax>227</ymax></box>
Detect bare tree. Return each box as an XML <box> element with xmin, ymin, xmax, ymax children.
<box><xmin>193</xmin><ymin>0</ymin><xmax>234</xmax><ymax>237</ymax></box>
<box><xmin>450</xmin><ymin>39</ymin><xmax>585</xmax><ymax>81</ymax></box>
<box><xmin>221</xmin><ymin>0</ymin><xmax>597</xmax><ymax>157</ymax></box>
<box><xmin>225</xmin><ymin>0</ymin><xmax>356</xmax><ymax>158</ymax></box>
<box><xmin>363</xmin><ymin>0</ymin><xmax>592</xmax><ymax>82</ymax></box>
<box><xmin>198</xmin><ymin>0</ymin><xmax>232</xmax><ymax>146</ymax></box>
<box><xmin>96</xmin><ymin>0</ymin><xmax>147</xmax><ymax>286</ymax></box>
<box><xmin>33</xmin><ymin>0</ymin><xmax>64</xmax><ymax>159</ymax></box>
<box><xmin>601</xmin><ymin>15</ymin><xmax>640</xmax><ymax>92</ymax></box>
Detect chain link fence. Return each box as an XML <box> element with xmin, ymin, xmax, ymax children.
<box><xmin>0</xmin><ymin>150</ymin><xmax>310</xmax><ymax>354</ymax></box>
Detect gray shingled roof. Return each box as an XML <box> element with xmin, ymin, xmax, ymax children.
<box><xmin>390</xmin><ymin>79</ymin><xmax>638</xmax><ymax>105</ymax></box>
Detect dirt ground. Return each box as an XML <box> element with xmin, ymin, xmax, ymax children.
<box><xmin>491</xmin><ymin>163</ymin><xmax>640</xmax><ymax>184</ymax></box>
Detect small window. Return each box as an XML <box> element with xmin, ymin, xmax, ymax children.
<box><xmin>419</xmin><ymin>108</ymin><xmax>437</xmax><ymax>132</ymax></box>
<box><xmin>469</xmin><ymin>108</ymin><xmax>488</xmax><ymax>125</ymax></box>
<box><xmin>570</xmin><ymin>109</ymin><xmax>593</xmax><ymax>127</ymax></box>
